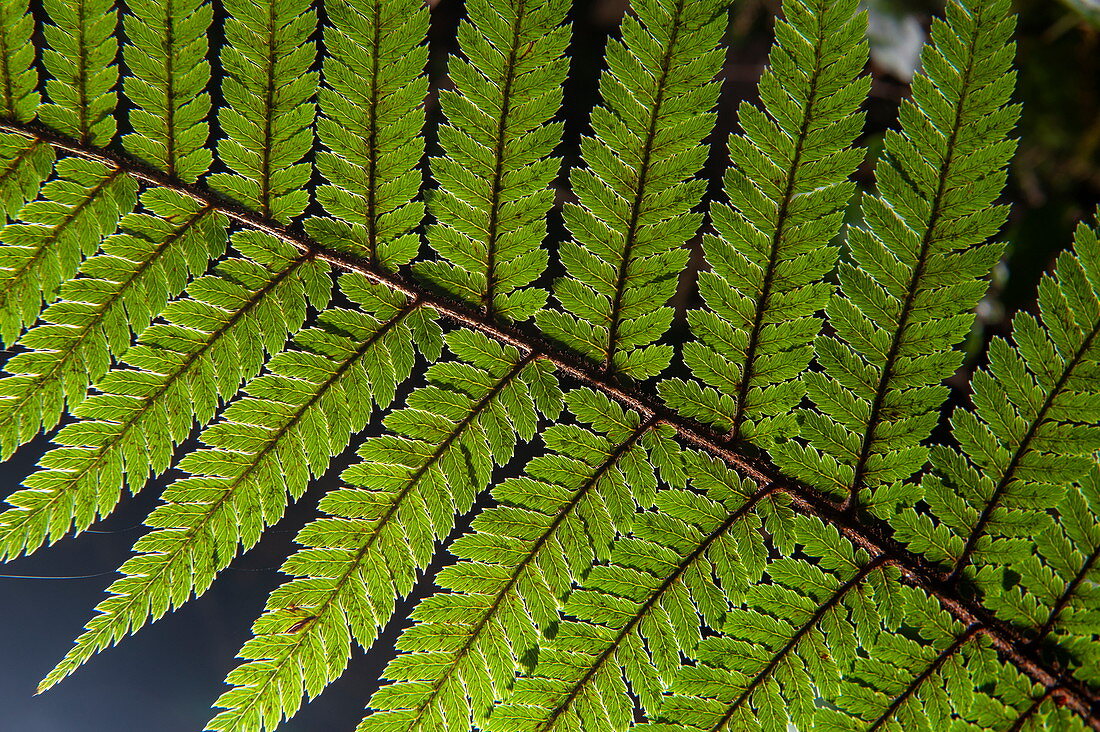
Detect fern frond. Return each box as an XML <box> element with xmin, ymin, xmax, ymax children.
<box><xmin>809</xmin><ymin>589</ymin><xmax>1041</xmax><ymax>732</ymax></box>
<box><xmin>312</xmin><ymin>0</ymin><xmax>428</xmax><ymax>270</ymax></box>
<box><xmin>1</xmin><ymin>0</ymin><xmax>1098</xmax><ymax>727</ymax></box>
<box><xmin>361</xmin><ymin>388</ymin><xmax>679</xmax><ymax>731</ymax></box>
<box><xmin>209</xmin><ymin>0</ymin><xmax>317</xmax><ymax>221</ymax></box>
<box><xmin>987</xmin><ymin>467</ymin><xmax>1100</xmax><ymax>688</ymax></box>
<box><xmin>413</xmin><ymin>0</ymin><xmax>568</xmax><ymax>321</ymax></box>
<box><xmin>39</xmin><ymin>0</ymin><xmax>118</xmax><ymax>145</ymax></box>
<box><xmin>122</xmin><ymin>0</ymin><xmax>213</xmax><ymax>181</ymax></box>
<box><xmin>38</xmin><ymin>275</ymin><xmax>424</xmax><ymax>692</ymax></box>
<box><xmin>773</xmin><ymin>0</ymin><xmax>1019</xmax><ymax>511</ymax></box>
<box><xmin>488</xmin><ymin>454</ymin><xmax>793</xmax><ymax>732</ymax></box>
<box><xmin>894</xmin><ymin>217</ymin><xmax>1100</xmax><ymax>588</ymax></box>
<box><xmin>0</xmin><ymin>11</ymin><xmax>223</xmax><ymax>449</ymax></box>
<box><xmin>642</xmin><ymin>515</ymin><xmax>898</xmax><ymax>732</ymax></box>
<box><xmin>0</xmin><ymin>0</ymin><xmax>134</xmax><ymax>342</ymax></box>
<box><xmin>206</xmin><ymin>329</ymin><xmax>558</xmax><ymax>732</ymax></box>
<box><xmin>0</xmin><ymin>0</ymin><xmax>52</xmax><ymax>219</ymax></box>
<box><xmin>0</xmin><ymin>190</ymin><xmax>227</xmax><ymax>458</ymax></box>
<box><xmin>969</xmin><ymin>665</ymin><xmax>1092</xmax><ymax>732</ymax></box>
<box><xmin>0</xmin><ymin>135</ymin><xmax>53</xmax><ymax>221</ymax></box>
<box><xmin>534</xmin><ymin>0</ymin><xmax>725</xmax><ymax>380</ymax></box>
<box><xmin>659</xmin><ymin>0</ymin><xmax>869</xmax><ymax>444</ymax></box>
<box><xmin>0</xmin><ymin>158</ymin><xmax>137</xmax><ymax>343</ymax></box>
<box><xmin>0</xmin><ymin>234</ymin><xmax>330</xmax><ymax>560</ymax></box>
<box><xmin>0</xmin><ymin>0</ymin><xmax>38</xmax><ymax>123</ymax></box>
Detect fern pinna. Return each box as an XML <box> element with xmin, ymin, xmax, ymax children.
<box><xmin>0</xmin><ymin>0</ymin><xmax>1097</xmax><ymax>730</ymax></box>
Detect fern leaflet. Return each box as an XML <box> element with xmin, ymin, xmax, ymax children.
<box><xmin>312</xmin><ymin>0</ymin><xmax>427</xmax><ymax>269</ymax></box>
<box><xmin>0</xmin><ymin>234</ymin><xmax>329</xmax><ymax>560</ymax></box>
<box><xmin>209</xmin><ymin>0</ymin><xmax>316</xmax><ymax>221</ymax></box>
<box><xmin>772</xmin><ymin>0</ymin><xmax>1019</xmax><ymax>513</ymax></box>
<box><xmin>534</xmin><ymin>0</ymin><xmax>725</xmax><ymax>380</ymax></box>
<box><xmin>362</xmin><ymin>388</ymin><xmax>676</xmax><ymax>730</ymax></box>
<box><xmin>660</xmin><ymin>0</ymin><xmax>868</xmax><ymax>446</ymax></box>
<box><xmin>207</xmin><ymin>330</ymin><xmax>559</xmax><ymax>731</ymax></box>
<box><xmin>39</xmin><ymin>275</ymin><xmax>424</xmax><ymax>691</ymax></box>
<box><xmin>0</xmin><ymin>0</ymin><xmax>52</xmax><ymax>220</ymax></box>
<box><xmin>413</xmin><ymin>0</ymin><xmax>567</xmax><ymax>321</ymax></box>
<box><xmin>0</xmin><ymin>189</ymin><xmax>228</xmax><ymax>458</ymax></box>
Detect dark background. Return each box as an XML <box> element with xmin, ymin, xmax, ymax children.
<box><xmin>2</xmin><ymin>0</ymin><xmax>1098</xmax><ymax>730</ymax></box>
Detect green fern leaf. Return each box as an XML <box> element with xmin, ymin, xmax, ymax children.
<box><xmin>1</xmin><ymin>0</ymin><xmax>1099</xmax><ymax>728</ymax></box>
<box><xmin>312</xmin><ymin>0</ymin><xmax>428</xmax><ymax>269</ymax></box>
<box><xmin>644</xmin><ymin>515</ymin><xmax>896</xmax><ymax>732</ymax></box>
<box><xmin>0</xmin><ymin>189</ymin><xmax>227</xmax><ymax>458</ymax></box>
<box><xmin>122</xmin><ymin>0</ymin><xmax>213</xmax><ymax>181</ymax></box>
<box><xmin>988</xmin><ymin>467</ymin><xmax>1100</xmax><ymax>689</ymax></box>
<box><xmin>39</xmin><ymin>0</ymin><xmax>118</xmax><ymax>145</ymax></box>
<box><xmin>0</xmin><ymin>234</ymin><xmax>329</xmax><ymax>560</ymax></box>
<box><xmin>659</xmin><ymin>0</ymin><xmax>869</xmax><ymax>445</ymax></box>
<box><xmin>0</xmin><ymin>134</ymin><xmax>53</xmax><ymax>221</ymax></box>
<box><xmin>534</xmin><ymin>0</ymin><xmax>725</xmax><ymax>379</ymax></box>
<box><xmin>811</xmin><ymin>589</ymin><xmax>1018</xmax><ymax>732</ymax></box>
<box><xmin>361</xmin><ymin>388</ymin><xmax>676</xmax><ymax>730</ymax></box>
<box><xmin>0</xmin><ymin>0</ymin><xmax>38</xmax><ymax>123</ymax></box>
<box><xmin>0</xmin><ymin>0</ymin><xmax>53</xmax><ymax>219</ymax></box>
<box><xmin>885</xmin><ymin>215</ymin><xmax>1100</xmax><ymax>702</ymax></box>
<box><xmin>0</xmin><ymin>158</ymin><xmax>137</xmax><ymax>343</ymax></box>
<box><xmin>38</xmin><ymin>275</ymin><xmax>424</xmax><ymax>692</ymax></box>
<box><xmin>208</xmin><ymin>0</ymin><xmax>317</xmax><ymax>221</ymax></box>
<box><xmin>896</xmin><ymin>216</ymin><xmax>1100</xmax><ymax>584</ymax></box>
<box><xmin>489</xmin><ymin>453</ymin><xmax>793</xmax><ymax>731</ymax></box>
<box><xmin>413</xmin><ymin>0</ymin><xmax>568</xmax><ymax>321</ymax></box>
<box><xmin>206</xmin><ymin>329</ymin><xmax>557</xmax><ymax>731</ymax></box>
<box><xmin>0</xmin><ymin>0</ymin><xmax>136</xmax><ymax>340</ymax></box>
<box><xmin>772</xmin><ymin>0</ymin><xmax>1019</xmax><ymax>512</ymax></box>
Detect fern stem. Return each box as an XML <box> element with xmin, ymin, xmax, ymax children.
<box><xmin>5</xmin><ymin>117</ymin><xmax>1099</xmax><ymax>730</ymax></box>
<box><xmin>785</xmin><ymin>486</ymin><xmax>1100</xmax><ymax>730</ymax></box>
